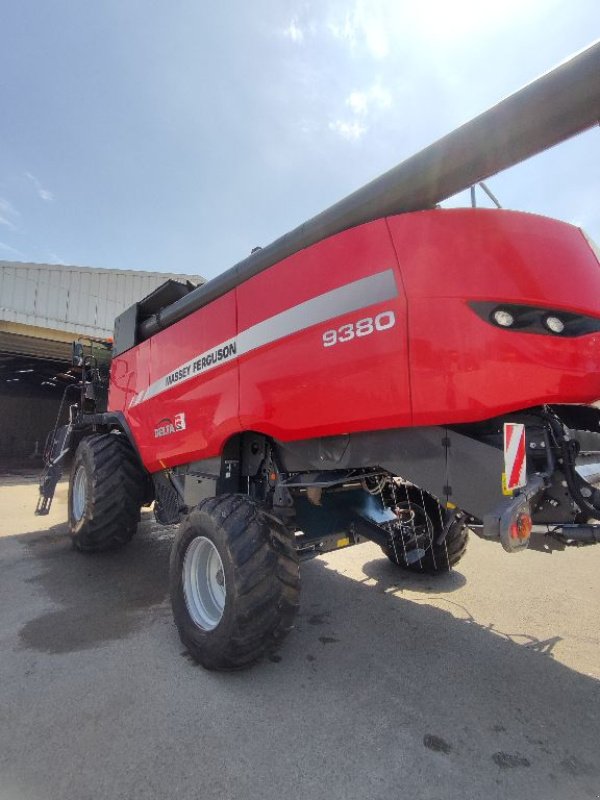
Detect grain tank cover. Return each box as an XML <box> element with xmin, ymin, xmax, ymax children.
<box><xmin>113</xmin><ymin>278</ymin><xmax>197</xmax><ymax>356</ymax></box>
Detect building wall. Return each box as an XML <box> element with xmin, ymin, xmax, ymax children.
<box><xmin>0</xmin><ymin>261</ymin><xmax>203</xmax><ymax>339</ymax></box>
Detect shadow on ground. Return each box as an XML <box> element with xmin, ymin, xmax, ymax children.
<box><xmin>6</xmin><ymin>516</ymin><xmax>599</xmax><ymax>799</ymax></box>
<box><xmin>18</xmin><ymin>516</ymin><xmax>173</xmax><ymax>653</ymax></box>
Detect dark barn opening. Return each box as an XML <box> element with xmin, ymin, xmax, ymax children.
<box><xmin>0</xmin><ymin>334</ymin><xmax>72</xmax><ymax>469</ymax></box>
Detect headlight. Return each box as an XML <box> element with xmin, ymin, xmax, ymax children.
<box><xmin>544</xmin><ymin>315</ymin><xmax>565</xmax><ymax>334</ymax></box>
<box><xmin>492</xmin><ymin>309</ymin><xmax>515</xmax><ymax>328</ymax></box>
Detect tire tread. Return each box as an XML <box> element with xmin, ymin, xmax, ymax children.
<box><xmin>170</xmin><ymin>494</ymin><xmax>300</xmax><ymax>670</ymax></box>
<box><xmin>69</xmin><ymin>433</ymin><xmax>144</xmax><ymax>552</ymax></box>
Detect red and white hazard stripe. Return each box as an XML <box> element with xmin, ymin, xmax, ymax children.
<box><xmin>504</xmin><ymin>423</ymin><xmax>527</xmax><ymax>491</ymax></box>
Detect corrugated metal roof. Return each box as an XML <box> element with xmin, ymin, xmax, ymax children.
<box><xmin>0</xmin><ymin>261</ymin><xmax>204</xmax><ymax>338</ymax></box>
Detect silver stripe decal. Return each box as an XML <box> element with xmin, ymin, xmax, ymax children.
<box><xmin>130</xmin><ymin>268</ymin><xmax>397</xmax><ymax>407</ymax></box>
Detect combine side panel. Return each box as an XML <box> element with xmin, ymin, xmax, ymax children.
<box><xmin>236</xmin><ymin>219</ymin><xmax>412</xmax><ymax>441</ymax></box>
<box><xmin>112</xmin><ymin>291</ymin><xmax>240</xmax><ymax>472</ymax></box>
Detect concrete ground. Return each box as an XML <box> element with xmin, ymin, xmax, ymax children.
<box><xmin>0</xmin><ymin>475</ymin><xmax>598</xmax><ymax>800</ymax></box>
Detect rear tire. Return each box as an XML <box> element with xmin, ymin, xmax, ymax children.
<box><xmin>68</xmin><ymin>433</ymin><xmax>145</xmax><ymax>552</ymax></box>
<box><xmin>170</xmin><ymin>494</ymin><xmax>300</xmax><ymax>670</ymax></box>
<box><xmin>381</xmin><ymin>487</ymin><xmax>468</xmax><ymax>574</ymax></box>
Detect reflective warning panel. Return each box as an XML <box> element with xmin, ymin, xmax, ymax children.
<box><xmin>504</xmin><ymin>423</ymin><xmax>527</xmax><ymax>491</ymax></box>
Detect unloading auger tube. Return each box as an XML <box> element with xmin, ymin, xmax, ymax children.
<box><xmin>139</xmin><ymin>40</ymin><xmax>600</xmax><ymax>340</ymax></box>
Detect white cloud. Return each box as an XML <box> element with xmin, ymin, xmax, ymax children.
<box><xmin>328</xmin><ymin>14</ymin><xmax>358</xmax><ymax>47</ymax></box>
<box><xmin>370</xmin><ymin>84</ymin><xmax>392</xmax><ymax>109</ymax></box>
<box><xmin>346</xmin><ymin>84</ymin><xmax>392</xmax><ymax>116</ymax></box>
<box><xmin>327</xmin><ymin>3</ymin><xmax>389</xmax><ymax>59</ymax></box>
<box><xmin>328</xmin><ymin>119</ymin><xmax>367</xmax><ymax>141</ymax></box>
<box><xmin>0</xmin><ymin>215</ymin><xmax>16</xmax><ymax>231</ymax></box>
<box><xmin>362</xmin><ymin>17</ymin><xmax>388</xmax><ymax>59</ymax></box>
<box><xmin>347</xmin><ymin>91</ymin><xmax>368</xmax><ymax>115</ymax></box>
<box><xmin>283</xmin><ymin>18</ymin><xmax>304</xmax><ymax>43</ymax></box>
<box><xmin>0</xmin><ymin>240</ymin><xmax>25</xmax><ymax>258</ymax></box>
<box><xmin>0</xmin><ymin>197</ymin><xmax>16</xmax><ymax>215</ymax></box>
<box><xmin>0</xmin><ymin>197</ymin><xmax>19</xmax><ymax>230</ymax></box>
<box><xmin>25</xmin><ymin>172</ymin><xmax>55</xmax><ymax>202</ymax></box>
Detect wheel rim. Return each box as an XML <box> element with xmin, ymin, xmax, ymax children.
<box><xmin>72</xmin><ymin>465</ymin><xmax>88</xmax><ymax>521</ymax></box>
<box><xmin>183</xmin><ymin>536</ymin><xmax>226</xmax><ymax>631</ymax></box>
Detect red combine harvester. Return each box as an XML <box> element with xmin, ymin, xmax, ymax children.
<box><xmin>38</xmin><ymin>43</ymin><xmax>600</xmax><ymax>669</ymax></box>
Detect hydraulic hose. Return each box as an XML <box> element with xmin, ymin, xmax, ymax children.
<box><xmin>544</xmin><ymin>411</ymin><xmax>600</xmax><ymax>518</ymax></box>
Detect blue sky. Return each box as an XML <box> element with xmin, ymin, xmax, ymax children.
<box><xmin>0</xmin><ymin>1</ymin><xmax>598</xmax><ymax>279</ymax></box>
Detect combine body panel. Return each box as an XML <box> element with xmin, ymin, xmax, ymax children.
<box><xmin>389</xmin><ymin>209</ymin><xmax>600</xmax><ymax>423</ymax></box>
<box><xmin>108</xmin><ymin>209</ymin><xmax>600</xmax><ymax>472</ymax></box>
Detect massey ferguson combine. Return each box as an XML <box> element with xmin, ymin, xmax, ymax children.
<box><xmin>38</xmin><ymin>42</ymin><xmax>600</xmax><ymax>669</ymax></box>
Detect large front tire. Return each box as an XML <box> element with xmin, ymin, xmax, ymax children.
<box><xmin>170</xmin><ymin>494</ymin><xmax>300</xmax><ymax>670</ymax></box>
<box><xmin>68</xmin><ymin>433</ymin><xmax>145</xmax><ymax>552</ymax></box>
